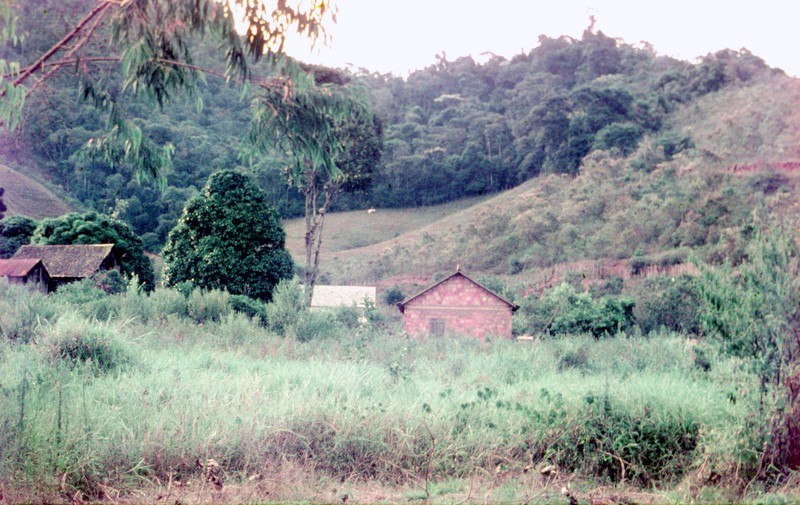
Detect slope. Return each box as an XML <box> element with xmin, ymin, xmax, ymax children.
<box><xmin>291</xmin><ymin>73</ymin><xmax>800</xmax><ymax>293</ymax></box>
<box><xmin>0</xmin><ymin>165</ymin><xmax>73</xmax><ymax>219</ymax></box>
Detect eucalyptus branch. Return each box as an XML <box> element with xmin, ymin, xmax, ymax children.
<box><xmin>29</xmin><ymin>2</ymin><xmax>111</xmax><ymax>95</ymax></box>
<box><xmin>5</xmin><ymin>56</ymin><xmax>291</xmax><ymax>93</ymax></box>
<box><xmin>2</xmin><ymin>0</ymin><xmax>113</xmax><ymax>96</ymax></box>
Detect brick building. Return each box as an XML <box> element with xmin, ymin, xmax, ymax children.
<box><xmin>397</xmin><ymin>268</ymin><xmax>519</xmax><ymax>339</ymax></box>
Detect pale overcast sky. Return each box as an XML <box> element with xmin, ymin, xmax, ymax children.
<box><xmin>282</xmin><ymin>0</ymin><xmax>799</xmax><ymax>77</ymax></box>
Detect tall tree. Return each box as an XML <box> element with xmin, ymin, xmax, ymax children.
<box><xmin>162</xmin><ymin>170</ymin><xmax>293</xmax><ymax>301</ymax></box>
<box><xmin>247</xmin><ymin>64</ymin><xmax>382</xmax><ymax>304</ymax></box>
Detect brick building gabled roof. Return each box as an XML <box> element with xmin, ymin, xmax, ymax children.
<box><xmin>397</xmin><ymin>269</ymin><xmax>519</xmax><ymax>313</ymax></box>
<box><xmin>0</xmin><ymin>258</ymin><xmax>43</xmax><ymax>277</ymax></box>
<box><xmin>13</xmin><ymin>244</ymin><xmax>115</xmax><ymax>279</ymax></box>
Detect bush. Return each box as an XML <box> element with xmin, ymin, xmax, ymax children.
<box><xmin>382</xmin><ymin>285</ymin><xmax>404</xmax><ymax>305</ymax></box>
<box><xmin>229</xmin><ymin>294</ymin><xmax>268</xmax><ymax>326</ymax></box>
<box><xmin>265</xmin><ymin>277</ymin><xmax>305</xmax><ymax>336</ymax></box>
<box><xmin>47</xmin><ymin>316</ymin><xmax>131</xmax><ymax>374</ymax></box>
<box><xmin>186</xmin><ymin>288</ymin><xmax>231</xmax><ymax>324</ymax></box>
<box><xmin>558</xmin><ymin>347</ymin><xmax>590</xmax><ymax>371</ymax></box>
<box><xmin>90</xmin><ymin>270</ymin><xmax>127</xmax><ymax>295</ymax></box>
<box><xmin>575</xmin><ymin>396</ymin><xmax>699</xmax><ymax>485</ymax></box>
<box><xmin>0</xmin><ymin>281</ymin><xmax>55</xmax><ymax>342</ymax></box>
<box><xmin>516</xmin><ymin>283</ymin><xmax>635</xmax><ymax>338</ymax></box>
<box><xmin>295</xmin><ymin>311</ymin><xmax>341</xmax><ymax>342</ymax></box>
<box><xmin>147</xmin><ymin>287</ymin><xmax>188</xmax><ymax>320</ymax></box>
<box><xmin>633</xmin><ymin>275</ymin><xmax>702</xmax><ymax>335</ymax></box>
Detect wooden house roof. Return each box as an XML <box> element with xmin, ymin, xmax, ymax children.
<box><xmin>397</xmin><ymin>269</ymin><xmax>519</xmax><ymax>313</ymax></box>
<box><xmin>310</xmin><ymin>285</ymin><xmax>376</xmax><ymax>308</ymax></box>
<box><xmin>0</xmin><ymin>258</ymin><xmax>43</xmax><ymax>277</ymax></box>
<box><xmin>13</xmin><ymin>244</ymin><xmax>115</xmax><ymax>278</ymax></box>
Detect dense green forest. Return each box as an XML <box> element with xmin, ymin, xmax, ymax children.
<box><xmin>0</xmin><ymin>0</ymin><xmax>780</xmax><ymax>252</ymax></box>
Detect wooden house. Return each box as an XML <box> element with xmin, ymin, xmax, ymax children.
<box><xmin>0</xmin><ymin>258</ymin><xmax>50</xmax><ymax>292</ymax></box>
<box><xmin>12</xmin><ymin>244</ymin><xmax>118</xmax><ymax>291</ymax></box>
<box><xmin>397</xmin><ymin>268</ymin><xmax>519</xmax><ymax>339</ymax></box>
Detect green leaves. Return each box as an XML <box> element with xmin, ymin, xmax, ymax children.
<box><xmin>0</xmin><ymin>59</ymin><xmax>24</xmax><ymax>131</ymax></box>
<box><xmin>245</xmin><ymin>59</ymin><xmax>372</xmax><ymax>185</ymax></box>
<box><xmin>163</xmin><ymin>170</ymin><xmax>293</xmax><ymax>301</ymax></box>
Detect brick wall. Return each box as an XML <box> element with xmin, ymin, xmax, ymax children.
<box><xmin>402</xmin><ymin>274</ymin><xmax>514</xmax><ymax>339</ymax></box>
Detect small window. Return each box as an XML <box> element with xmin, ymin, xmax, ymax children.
<box><xmin>429</xmin><ymin>318</ymin><xmax>445</xmax><ymax>336</ymax></box>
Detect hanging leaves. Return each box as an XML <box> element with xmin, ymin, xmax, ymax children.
<box><xmin>0</xmin><ymin>0</ymin><xmax>335</xmax><ymax>181</ymax></box>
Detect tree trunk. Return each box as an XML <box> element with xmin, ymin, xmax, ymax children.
<box><xmin>302</xmin><ymin>168</ymin><xmax>338</xmax><ymax>306</ymax></box>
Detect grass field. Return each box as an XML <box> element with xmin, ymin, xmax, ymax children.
<box><xmin>1</xmin><ymin>280</ymin><xmax>796</xmax><ymax>504</ymax></box>
<box><xmin>0</xmin><ymin>164</ymin><xmax>73</xmax><ymax>219</ymax></box>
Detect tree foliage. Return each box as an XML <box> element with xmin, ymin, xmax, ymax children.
<box><xmin>162</xmin><ymin>170</ymin><xmax>293</xmax><ymax>301</ymax></box>
<box><xmin>515</xmin><ymin>282</ymin><xmax>635</xmax><ymax>338</ymax></box>
<box><xmin>698</xmin><ymin>222</ymin><xmax>800</xmax><ymax>475</ymax></box>
<box><xmin>0</xmin><ymin>7</ymin><xmax>779</xmax><ymax>255</ymax></box>
<box><xmin>0</xmin><ymin>214</ymin><xmax>36</xmax><ymax>258</ymax></box>
<box><xmin>246</xmin><ymin>63</ymin><xmax>382</xmax><ymax>302</ymax></box>
<box><xmin>32</xmin><ymin>211</ymin><xmax>155</xmax><ymax>290</ymax></box>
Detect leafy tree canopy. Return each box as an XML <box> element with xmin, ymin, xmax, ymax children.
<box><xmin>0</xmin><ymin>214</ymin><xmax>37</xmax><ymax>258</ymax></box>
<box><xmin>32</xmin><ymin>211</ymin><xmax>155</xmax><ymax>290</ymax></box>
<box><xmin>162</xmin><ymin>169</ymin><xmax>293</xmax><ymax>301</ymax></box>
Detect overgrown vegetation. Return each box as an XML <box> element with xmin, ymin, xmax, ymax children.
<box><xmin>1</xmin><ymin>229</ymin><xmax>799</xmax><ymax>502</ymax></box>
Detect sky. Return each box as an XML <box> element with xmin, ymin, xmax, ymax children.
<box><xmin>282</xmin><ymin>0</ymin><xmax>800</xmax><ymax>78</ymax></box>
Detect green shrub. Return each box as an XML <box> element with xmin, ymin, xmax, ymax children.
<box><xmin>46</xmin><ymin>316</ymin><xmax>131</xmax><ymax>374</ymax></box>
<box><xmin>333</xmin><ymin>304</ymin><xmax>361</xmax><ymax>329</ymax></box>
<box><xmin>52</xmin><ymin>279</ymin><xmax>107</xmax><ymax>306</ymax></box>
<box><xmin>147</xmin><ymin>287</ymin><xmax>188</xmax><ymax>320</ymax></box>
<box><xmin>575</xmin><ymin>396</ymin><xmax>699</xmax><ymax>485</ymax></box>
<box><xmin>382</xmin><ymin>285</ymin><xmax>404</xmax><ymax>305</ymax></box>
<box><xmin>229</xmin><ymin>294</ymin><xmax>268</xmax><ymax>326</ymax></box>
<box><xmin>517</xmin><ymin>283</ymin><xmax>634</xmax><ymax>338</ymax></box>
<box><xmin>295</xmin><ymin>311</ymin><xmax>341</xmax><ymax>342</ymax></box>
<box><xmin>633</xmin><ymin>275</ymin><xmax>702</xmax><ymax>335</ymax></box>
<box><xmin>0</xmin><ymin>281</ymin><xmax>56</xmax><ymax>342</ymax></box>
<box><xmin>265</xmin><ymin>277</ymin><xmax>305</xmax><ymax>336</ymax></box>
<box><xmin>89</xmin><ymin>270</ymin><xmax>127</xmax><ymax>295</ymax></box>
<box><xmin>558</xmin><ymin>347</ymin><xmax>590</xmax><ymax>371</ymax></box>
<box><xmin>186</xmin><ymin>288</ymin><xmax>231</xmax><ymax>324</ymax></box>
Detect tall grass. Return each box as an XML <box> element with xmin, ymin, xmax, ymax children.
<box><xmin>0</xmin><ymin>281</ymin><xmax>770</xmax><ymax>502</ymax></box>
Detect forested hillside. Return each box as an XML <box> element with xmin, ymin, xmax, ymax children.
<box><xmin>0</xmin><ymin>0</ymin><xmax>789</xmax><ymax>255</ymax></box>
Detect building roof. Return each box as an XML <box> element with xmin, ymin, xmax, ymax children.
<box><xmin>13</xmin><ymin>244</ymin><xmax>115</xmax><ymax>278</ymax></box>
<box><xmin>310</xmin><ymin>285</ymin><xmax>376</xmax><ymax>308</ymax></box>
<box><xmin>397</xmin><ymin>268</ymin><xmax>519</xmax><ymax>313</ymax></box>
<box><xmin>0</xmin><ymin>258</ymin><xmax>43</xmax><ymax>277</ymax></box>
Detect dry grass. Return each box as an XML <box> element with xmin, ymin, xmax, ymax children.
<box><xmin>0</xmin><ymin>164</ymin><xmax>73</xmax><ymax>219</ymax></box>
<box><xmin>283</xmin><ymin>195</ymin><xmax>489</xmax><ymax>256</ymax></box>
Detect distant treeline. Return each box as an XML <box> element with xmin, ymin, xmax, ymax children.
<box><xmin>1</xmin><ymin>0</ymin><xmax>777</xmax><ymax>250</ymax></box>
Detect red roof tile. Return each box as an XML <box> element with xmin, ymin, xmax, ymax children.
<box><xmin>0</xmin><ymin>258</ymin><xmax>42</xmax><ymax>277</ymax></box>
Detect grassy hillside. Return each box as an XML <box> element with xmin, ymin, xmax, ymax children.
<box><xmin>285</xmin><ymin>73</ymin><xmax>800</xmax><ymax>296</ymax></box>
<box><xmin>0</xmin><ymin>164</ymin><xmax>72</xmax><ymax>219</ymax></box>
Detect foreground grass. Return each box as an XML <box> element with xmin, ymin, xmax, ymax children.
<box><xmin>0</xmin><ymin>283</ymin><xmax>794</xmax><ymax>503</ymax></box>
